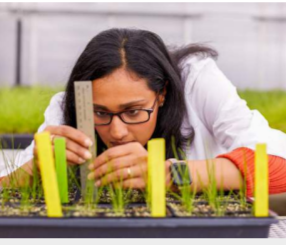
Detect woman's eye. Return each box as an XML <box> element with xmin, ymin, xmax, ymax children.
<box><xmin>95</xmin><ymin>111</ymin><xmax>109</xmax><ymax>117</ymax></box>
<box><xmin>126</xmin><ymin>110</ymin><xmax>139</xmax><ymax>116</ymax></box>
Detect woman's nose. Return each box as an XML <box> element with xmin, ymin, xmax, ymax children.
<box><xmin>109</xmin><ymin>115</ymin><xmax>129</xmax><ymax>140</ymax></box>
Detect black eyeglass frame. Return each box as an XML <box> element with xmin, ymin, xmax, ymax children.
<box><xmin>94</xmin><ymin>96</ymin><xmax>158</xmax><ymax>126</ymax></box>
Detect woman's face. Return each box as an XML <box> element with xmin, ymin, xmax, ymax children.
<box><xmin>92</xmin><ymin>67</ymin><xmax>165</xmax><ymax>148</ymax></box>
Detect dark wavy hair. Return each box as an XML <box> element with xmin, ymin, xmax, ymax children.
<box><xmin>63</xmin><ymin>28</ymin><xmax>217</xmax><ymax>159</ymax></box>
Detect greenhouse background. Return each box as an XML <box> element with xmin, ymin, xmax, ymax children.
<box><xmin>0</xmin><ymin>2</ymin><xmax>286</xmax><ymax>90</ymax></box>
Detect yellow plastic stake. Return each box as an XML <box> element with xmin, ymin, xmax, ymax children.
<box><xmin>54</xmin><ymin>138</ymin><xmax>69</xmax><ymax>204</ymax></box>
<box><xmin>35</xmin><ymin>132</ymin><xmax>63</xmax><ymax>217</ymax></box>
<box><xmin>254</xmin><ymin>143</ymin><xmax>269</xmax><ymax>217</ymax></box>
<box><xmin>148</xmin><ymin>138</ymin><xmax>166</xmax><ymax>217</ymax></box>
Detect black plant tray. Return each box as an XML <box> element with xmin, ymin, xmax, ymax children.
<box><xmin>0</xmin><ymin>214</ymin><xmax>278</xmax><ymax>238</ymax></box>
<box><xmin>0</xmin><ymin>193</ymin><xmax>278</xmax><ymax>238</ymax></box>
<box><xmin>0</xmin><ymin>134</ymin><xmax>33</xmax><ymax>149</ymax></box>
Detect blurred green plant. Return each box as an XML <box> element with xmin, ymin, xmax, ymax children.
<box><xmin>238</xmin><ymin>90</ymin><xmax>286</xmax><ymax>133</ymax></box>
<box><xmin>0</xmin><ymin>87</ymin><xmax>285</xmax><ymax>134</ymax></box>
<box><xmin>0</xmin><ymin>86</ymin><xmax>63</xmax><ymax>134</ymax></box>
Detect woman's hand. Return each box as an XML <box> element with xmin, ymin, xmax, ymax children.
<box><xmin>33</xmin><ymin>125</ymin><xmax>93</xmax><ymax>166</ymax></box>
<box><xmin>87</xmin><ymin>142</ymin><xmax>172</xmax><ymax>189</ymax></box>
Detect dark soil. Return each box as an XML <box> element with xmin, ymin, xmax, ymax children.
<box><xmin>0</xmin><ymin>188</ymin><xmax>253</xmax><ymax>218</ymax></box>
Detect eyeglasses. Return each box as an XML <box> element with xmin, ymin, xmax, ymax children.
<box><xmin>93</xmin><ymin>96</ymin><xmax>158</xmax><ymax>126</ymax></box>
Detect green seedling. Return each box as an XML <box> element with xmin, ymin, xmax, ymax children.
<box><xmin>31</xmin><ymin>159</ymin><xmax>43</xmax><ymax>202</ymax></box>
<box><xmin>67</xmin><ymin>165</ymin><xmax>81</xmax><ymax>191</ymax></box>
<box><xmin>239</xmin><ymin>149</ymin><xmax>248</xmax><ymax>208</ymax></box>
<box><xmin>139</xmin><ymin>162</ymin><xmax>150</xmax><ymax>210</ymax></box>
<box><xmin>105</xmin><ymin>160</ymin><xmax>132</xmax><ymax>215</ymax></box>
<box><xmin>1</xmin><ymin>182</ymin><xmax>9</xmax><ymax>208</ymax></box>
<box><xmin>0</xmin><ymin>140</ymin><xmax>26</xmax><ymax>204</ymax></box>
<box><xmin>19</xmin><ymin>170</ymin><xmax>31</xmax><ymax>210</ymax></box>
<box><xmin>170</xmin><ymin>168</ymin><xmax>196</xmax><ymax>214</ymax></box>
<box><xmin>169</xmin><ymin>136</ymin><xmax>196</xmax><ymax>214</ymax></box>
<box><xmin>83</xmin><ymin>146</ymin><xmax>101</xmax><ymax>207</ymax></box>
<box><xmin>205</xmin><ymin>159</ymin><xmax>218</xmax><ymax>209</ymax></box>
<box><xmin>108</xmin><ymin>184</ymin><xmax>124</xmax><ymax>215</ymax></box>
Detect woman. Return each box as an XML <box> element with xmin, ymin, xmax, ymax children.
<box><xmin>1</xmin><ymin>28</ymin><xmax>286</xmax><ymax>196</ymax></box>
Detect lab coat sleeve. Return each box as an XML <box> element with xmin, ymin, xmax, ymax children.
<box><xmin>184</xmin><ymin>57</ymin><xmax>286</xmax><ymax>159</ymax></box>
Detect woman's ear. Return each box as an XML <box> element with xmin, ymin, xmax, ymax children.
<box><xmin>159</xmin><ymin>81</ymin><xmax>168</xmax><ymax>107</ymax></box>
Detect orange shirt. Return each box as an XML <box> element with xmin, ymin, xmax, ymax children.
<box><xmin>218</xmin><ymin>147</ymin><xmax>286</xmax><ymax>197</ymax></box>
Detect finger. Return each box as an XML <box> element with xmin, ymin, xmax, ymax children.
<box><xmin>50</xmin><ymin>134</ymin><xmax>56</xmax><ymax>144</ymax></box>
<box><xmin>92</xmin><ymin>144</ymin><xmax>132</xmax><ymax>169</ymax></box>
<box><xmin>114</xmin><ymin>178</ymin><xmax>146</xmax><ymax>189</ymax></box>
<box><xmin>88</xmin><ymin>155</ymin><xmax>147</xmax><ymax>180</ymax></box>
<box><xmin>66</xmin><ymin>149</ymin><xmax>85</xmax><ymax>165</ymax></box>
<box><xmin>88</xmin><ymin>155</ymin><xmax>137</xmax><ymax>179</ymax></box>
<box><xmin>35</xmin><ymin>139</ymin><xmax>85</xmax><ymax>165</ymax></box>
<box><xmin>64</xmin><ymin>137</ymin><xmax>92</xmax><ymax>161</ymax></box>
<box><xmin>49</xmin><ymin>134</ymin><xmax>92</xmax><ymax>163</ymax></box>
<box><xmin>93</xmin><ymin>164</ymin><xmax>147</xmax><ymax>186</ymax></box>
<box><xmin>90</xmin><ymin>143</ymin><xmax>136</xmax><ymax>170</ymax></box>
<box><xmin>44</xmin><ymin>125</ymin><xmax>93</xmax><ymax>148</ymax></box>
<box><xmin>33</xmin><ymin>146</ymin><xmax>37</xmax><ymax>158</ymax></box>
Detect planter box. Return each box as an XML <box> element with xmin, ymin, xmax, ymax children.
<box><xmin>0</xmin><ymin>197</ymin><xmax>278</xmax><ymax>238</ymax></box>
<box><xmin>0</xmin><ymin>215</ymin><xmax>277</xmax><ymax>238</ymax></box>
<box><xmin>0</xmin><ymin>134</ymin><xmax>33</xmax><ymax>149</ymax></box>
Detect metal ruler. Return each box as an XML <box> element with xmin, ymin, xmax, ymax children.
<box><xmin>74</xmin><ymin>81</ymin><xmax>97</xmax><ymax>199</ymax></box>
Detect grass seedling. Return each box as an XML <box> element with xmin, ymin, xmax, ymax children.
<box><xmin>84</xmin><ymin>179</ymin><xmax>97</xmax><ymax>206</ymax></box>
<box><xmin>214</xmin><ymin>171</ymin><xmax>227</xmax><ymax>216</ymax></box>
<box><xmin>139</xmin><ymin>162</ymin><xmax>150</xmax><ymax>210</ymax></box>
<box><xmin>0</xmin><ymin>139</ymin><xmax>26</xmax><ymax>203</ymax></box>
<box><xmin>169</xmin><ymin>136</ymin><xmax>196</xmax><ymax>214</ymax></box>
<box><xmin>19</xmin><ymin>170</ymin><xmax>31</xmax><ymax>210</ymax></box>
<box><xmin>31</xmin><ymin>159</ymin><xmax>43</xmax><ymax>202</ymax></box>
<box><xmin>196</xmin><ymin>159</ymin><xmax>218</xmax><ymax>213</ymax></box>
<box><xmin>170</xmin><ymin>172</ymin><xmax>196</xmax><ymax>214</ymax></box>
<box><xmin>108</xmin><ymin>174</ymin><xmax>132</xmax><ymax>215</ymax></box>
<box><xmin>1</xmin><ymin>182</ymin><xmax>9</xmax><ymax>209</ymax></box>
<box><xmin>83</xmin><ymin>149</ymin><xmax>97</xmax><ymax>206</ymax></box>
<box><xmin>68</xmin><ymin>165</ymin><xmax>81</xmax><ymax>192</ymax></box>
<box><xmin>105</xmin><ymin>159</ymin><xmax>132</xmax><ymax>215</ymax></box>
<box><xmin>207</xmin><ymin>163</ymin><xmax>218</xmax><ymax>210</ymax></box>
<box><xmin>239</xmin><ymin>149</ymin><xmax>248</xmax><ymax>208</ymax></box>
<box><xmin>83</xmin><ymin>147</ymin><xmax>104</xmax><ymax>208</ymax></box>
<box><xmin>108</xmin><ymin>183</ymin><xmax>125</xmax><ymax>215</ymax></box>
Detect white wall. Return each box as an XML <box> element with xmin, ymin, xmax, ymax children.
<box><xmin>0</xmin><ymin>2</ymin><xmax>286</xmax><ymax>89</ymax></box>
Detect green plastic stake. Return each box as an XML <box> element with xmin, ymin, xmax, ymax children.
<box><xmin>54</xmin><ymin>138</ymin><xmax>69</xmax><ymax>204</ymax></box>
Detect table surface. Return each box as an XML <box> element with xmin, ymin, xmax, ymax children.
<box><xmin>269</xmin><ymin>218</ymin><xmax>286</xmax><ymax>238</ymax></box>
